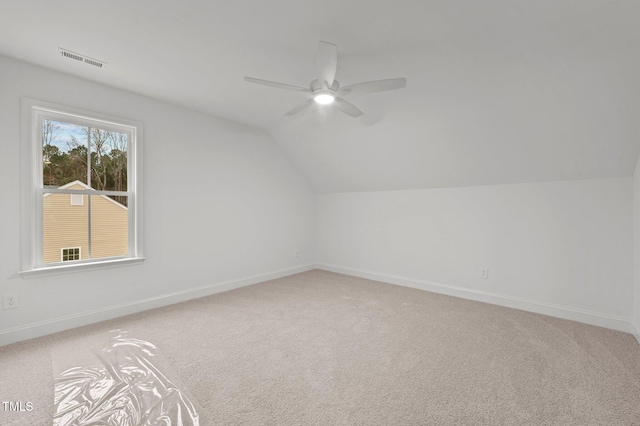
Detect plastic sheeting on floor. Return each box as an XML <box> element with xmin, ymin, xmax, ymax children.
<box><xmin>53</xmin><ymin>330</ymin><xmax>199</xmax><ymax>426</ymax></box>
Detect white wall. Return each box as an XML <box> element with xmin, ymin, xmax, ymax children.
<box><xmin>633</xmin><ymin>155</ymin><xmax>640</xmax><ymax>343</ymax></box>
<box><xmin>0</xmin><ymin>55</ymin><xmax>316</xmax><ymax>345</ymax></box>
<box><xmin>317</xmin><ymin>179</ymin><xmax>634</xmax><ymax>331</ymax></box>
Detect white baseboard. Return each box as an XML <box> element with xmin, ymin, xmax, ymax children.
<box><xmin>316</xmin><ymin>263</ymin><xmax>635</xmax><ymax>335</ymax></box>
<box><xmin>0</xmin><ymin>263</ymin><xmax>314</xmax><ymax>347</ymax></box>
<box><xmin>632</xmin><ymin>321</ymin><xmax>640</xmax><ymax>346</ymax></box>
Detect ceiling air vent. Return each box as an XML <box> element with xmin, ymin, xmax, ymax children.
<box><xmin>59</xmin><ymin>48</ymin><xmax>106</xmax><ymax>68</ymax></box>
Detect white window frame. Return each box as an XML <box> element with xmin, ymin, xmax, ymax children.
<box><xmin>20</xmin><ymin>98</ymin><xmax>145</xmax><ymax>278</ymax></box>
<box><xmin>70</xmin><ymin>193</ymin><xmax>84</xmax><ymax>206</ymax></box>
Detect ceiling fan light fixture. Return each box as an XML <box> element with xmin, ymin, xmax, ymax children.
<box><xmin>314</xmin><ymin>93</ymin><xmax>335</xmax><ymax>105</ymax></box>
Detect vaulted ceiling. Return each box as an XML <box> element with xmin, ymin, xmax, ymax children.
<box><xmin>1</xmin><ymin>0</ymin><xmax>639</xmax><ymax>193</ymax></box>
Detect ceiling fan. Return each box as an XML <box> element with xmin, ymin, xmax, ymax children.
<box><xmin>244</xmin><ymin>41</ymin><xmax>406</xmax><ymax>118</ymax></box>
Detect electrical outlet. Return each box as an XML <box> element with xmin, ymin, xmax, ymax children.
<box><xmin>3</xmin><ymin>293</ymin><xmax>19</xmax><ymax>310</ymax></box>
<box><xmin>479</xmin><ymin>267</ymin><xmax>489</xmax><ymax>279</ymax></box>
<box><xmin>294</xmin><ymin>249</ymin><xmax>300</xmax><ymax>258</ymax></box>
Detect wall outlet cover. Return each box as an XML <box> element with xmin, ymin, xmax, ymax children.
<box><xmin>479</xmin><ymin>268</ymin><xmax>489</xmax><ymax>279</ymax></box>
<box><xmin>3</xmin><ymin>293</ymin><xmax>19</xmax><ymax>309</ymax></box>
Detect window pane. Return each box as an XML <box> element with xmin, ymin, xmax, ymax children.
<box><xmin>89</xmin><ymin>129</ymin><xmax>128</xmax><ymax>193</ymax></box>
<box><xmin>42</xmin><ymin>120</ymin><xmax>89</xmax><ymax>187</ymax></box>
<box><xmin>90</xmin><ymin>195</ymin><xmax>129</xmax><ymax>259</ymax></box>
<box><xmin>62</xmin><ymin>248</ymin><xmax>81</xmax><ymax>261</ymax></box>
<box><xmin>43</xmin><ymin>192</ymin><xmax>88</xmax><ymax>264</ymax></box>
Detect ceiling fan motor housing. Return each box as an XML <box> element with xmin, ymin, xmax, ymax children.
<box><xmin>311</xmin><ymin>79</ymin><xmax>339</xmax><ymax>94</ymax></box>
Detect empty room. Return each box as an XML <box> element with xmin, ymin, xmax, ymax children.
<box><xmin>1</xmin><ymin>1</ymin><xmax>640</xmax><ymax>425</ymax></box>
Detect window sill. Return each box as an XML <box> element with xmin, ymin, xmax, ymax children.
<box><xmin>19</xmin><ymin>257</ymin><xmax>146</xmax><ymax>279</ymax></box>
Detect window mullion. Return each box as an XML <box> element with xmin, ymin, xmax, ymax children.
<box><xmin>87</xmin><ymin>195</ymin><xmax>92</xmax><ymax>260</ymax></box>
<box><xmin>87</xmin><ymin>126</ymin><xmax>92</xmax><ymax>188</ymax></box>
<box><xmin>87</xmin><ymin>127</ymin><xmax>92</xmax><ymax>260</ymax></box>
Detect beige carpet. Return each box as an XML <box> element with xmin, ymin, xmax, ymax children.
<box><xmin>1</xmin><ymin>270</ymin><xmax>639</xmax><ymax>425</ymax></box>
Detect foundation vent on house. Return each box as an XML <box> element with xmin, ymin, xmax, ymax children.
<box><xmin>59</xmin><ymin>48</ymin><xmax>106</xmax><ymax>68</ymax></box>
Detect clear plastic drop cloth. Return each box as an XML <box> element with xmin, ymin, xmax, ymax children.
<box><xmin>52</xmin><ymin>329</ymin><xmax>200</xmax><ymax>426</ymax></box>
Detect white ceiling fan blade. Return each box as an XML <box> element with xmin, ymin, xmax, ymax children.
<box><xmin>334</xmin><ymin>97</ymin><xmax>363</xmax><ymax>118</ymax></box>
<box><xmin>316</xmin><ymin>41</ymin><xmax>337</xmax><ymax>89</ymax></box>
<box><xmin>340</xmin><ymin>78</ymin><xmax>407</xmax><ymax>96</ymax></box>
<box><xmin>244</xmin><ymin>76</ymin><xmax>310</xmax><ymax>93</ymax></box>
<box><xmin>284</xmin><ymin>99</ymin><xmax>314</xmax><ymax>117</ymax></box>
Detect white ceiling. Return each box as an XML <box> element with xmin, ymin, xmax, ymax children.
<box><xmin>1</xmin><ymin>0</ymin><xmax>639</xmax><ymax>193</ymax></box>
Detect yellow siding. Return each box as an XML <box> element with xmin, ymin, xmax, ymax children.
<box><xmin>43</xmin><ymin>183</ymin><xmax>128</xmax><ymax>264</ymax></box>
<box><xmin>91</xmin><ymin>194</ymin><xmax>128</xmax><ymax>259</ymax></box>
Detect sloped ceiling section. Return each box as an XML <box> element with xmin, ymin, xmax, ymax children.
<box><xmin>0</xmin><ymin>0</ymin><xmax>639</xmax><ymax>193</ymax></box>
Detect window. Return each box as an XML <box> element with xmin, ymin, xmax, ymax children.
<box><xmin>20</xmin><ymin>99</ymin><xmax>144</xmax><ymax>276</ymax></box>
<box><xmin>61</xmin><ymin>247</ymin><xmax>81</xmax><ymax>262</ymax></box>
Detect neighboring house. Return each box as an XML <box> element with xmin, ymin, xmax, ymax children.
<box><xmin>43</xmin><ymin>180</ymin><xmax>128</xmax><ymax>263</ymax></box>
